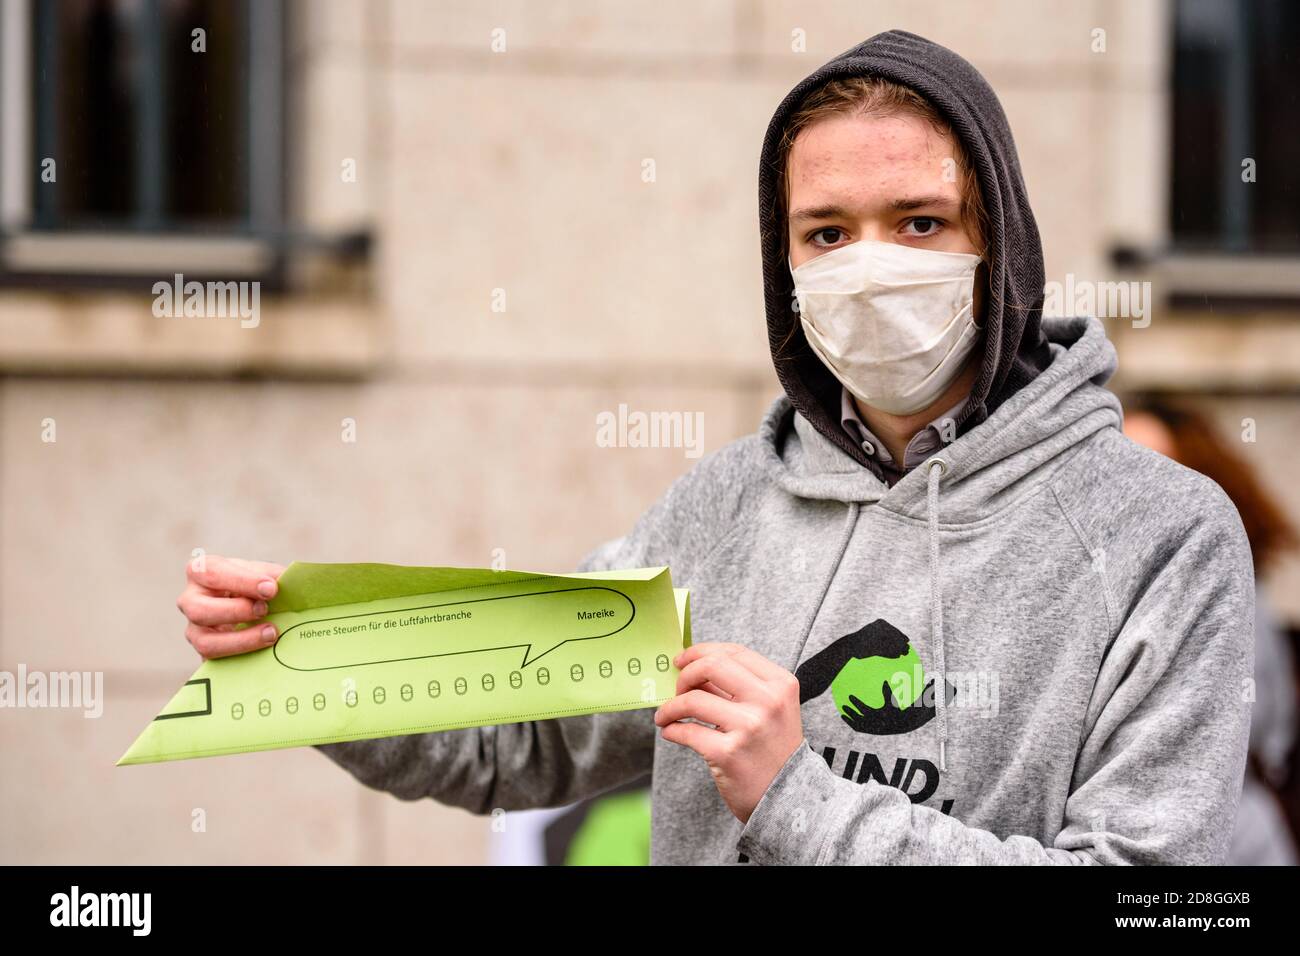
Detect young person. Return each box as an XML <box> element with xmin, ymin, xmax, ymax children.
<box><xmin>176</xmin><ymin>31</ymin><xmax>1254</xmax><ymax>864</ymax></box>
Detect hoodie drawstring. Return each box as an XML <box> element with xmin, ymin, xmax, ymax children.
<box><xmin>924</xmin><ymin>455</ymin><xmax>950</xmax><ymax>772</ymax></box>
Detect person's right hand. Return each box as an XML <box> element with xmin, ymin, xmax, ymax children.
<box><xmin>177</xmin><ymin>555</ymin><xmax>287</xmax><ymax>660</ymax></box>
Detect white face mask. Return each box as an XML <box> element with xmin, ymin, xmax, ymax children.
<box><xmin>789</xmin><ymin>239</ymin><xmax>982</xmax><ymax>416</ymax></box>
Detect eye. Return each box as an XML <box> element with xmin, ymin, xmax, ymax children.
<box><xmin>902</xmin><ymin>217</ymin><xmax>944</xmax><ymax>238</ymax></box>
<box><xmin>808</xmin><ymin>227</ymin><xmax>847</xmax><ymax>247</ymax></box>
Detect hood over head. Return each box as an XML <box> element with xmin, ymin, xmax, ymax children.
<box><xmin>759</xmin><ymin>29</ymin><xmax>1055</xmax><ymax>468</ymax></box>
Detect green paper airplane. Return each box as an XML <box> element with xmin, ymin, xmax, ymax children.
<box><xmin>119</xmin><ymin>562</ymin><xmax>690</xmax><ymax>765</ymax></box>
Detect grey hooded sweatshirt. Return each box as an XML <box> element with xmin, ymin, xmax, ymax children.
<box><xmin>313</xmin><ymin>33</ymin><xmax>1255</xmax><ymax>865</ymax></box>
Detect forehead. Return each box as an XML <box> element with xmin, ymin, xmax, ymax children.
<box><xmin>786</xmin><ymin>112</ymin><xmax>958</xmax><ymax>203</ymax></box>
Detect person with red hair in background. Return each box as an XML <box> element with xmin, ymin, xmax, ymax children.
<box><xmin>1125</xmin><ymin>396</ymin><xmax>1299</xmax><ymax>865</ymax></box>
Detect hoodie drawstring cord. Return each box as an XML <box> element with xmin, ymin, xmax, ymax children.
<box><xmin>924</xmin><ymin>456</ymin><xmax>949</xmax><ymax>772</ymax></box>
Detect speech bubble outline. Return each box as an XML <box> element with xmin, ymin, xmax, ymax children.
<box><xmin>271</xmin><ymin>585</ymin><xmax>637</xmax><ymax>671</ymax></box>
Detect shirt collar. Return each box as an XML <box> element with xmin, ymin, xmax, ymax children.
<box><xmin>840</xmin><ymin>386</ymin><xmax>968</xmax><ymax>473</ymax></box>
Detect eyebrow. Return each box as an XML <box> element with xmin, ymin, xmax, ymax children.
<box><xmin>788</xmin><ymin>195</ymin><xmax>960</xmax><ymax>224</ymax></box>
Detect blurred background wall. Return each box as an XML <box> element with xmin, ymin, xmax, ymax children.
<box><xmin>1</xmin><ymin>0</ymin><xmax>1298</xmax><ymax>864</ymax></box>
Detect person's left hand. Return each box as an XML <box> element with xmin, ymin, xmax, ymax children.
<box><xmin>654</xmin><ymin>642</ymin><xmax>805</xmax><ymax>824</ymax></box>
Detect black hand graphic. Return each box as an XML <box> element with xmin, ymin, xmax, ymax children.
<box><xmin>796</xmin><ymin>619</ymin><xmax>911</xmax><ymax>703</ymax></box>
<box><xmin>838</xmin><ymin>677</ymin><xmax>958</xmax><ymax>735</ymax></box>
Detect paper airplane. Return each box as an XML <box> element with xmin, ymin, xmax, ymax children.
<box><xmin>119</xmin><ymin>562</ymin><xmax>690</xmax><ymax>765</ymax></box>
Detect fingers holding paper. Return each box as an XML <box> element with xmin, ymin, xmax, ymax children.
<box><xmin>177</xmin><ymin>554</ymin><xmax>287</xmax><ymax>660</ymax></box>
<box><xmin>654</xmin><ymin>642</ymin><xmax>806</xmax><ymax>825</ymax></box>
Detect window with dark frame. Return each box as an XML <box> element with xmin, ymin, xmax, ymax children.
<box><xmin>1171</xmin><ymin>0</ymin><xmax>1300</xmax><ymax>254</ymax></box>
<box><xmin>0</xmin><ymin>0</ymin><xmax>288</xmax><ymax>290</ymax></box>
<box><xmin>27</xmin><ymin>0</ymin><xmax>282</xmax><ymax>235</ymax></box>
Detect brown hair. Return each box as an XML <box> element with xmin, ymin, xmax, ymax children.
<box><xmin>1126</xmin><ymin>396</ymin><xmax>1298</xmax><ymax>573</ymax></box>
<box><xmin>773</xmin><ymin>76</ymin><xmax>991</xmax><ymax>357</ymax></box>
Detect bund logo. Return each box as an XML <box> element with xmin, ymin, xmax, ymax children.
<box><xmin>795</xmin><ymin>618</ymin><xmax>956</xmax><ymax>735</ymax></box>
